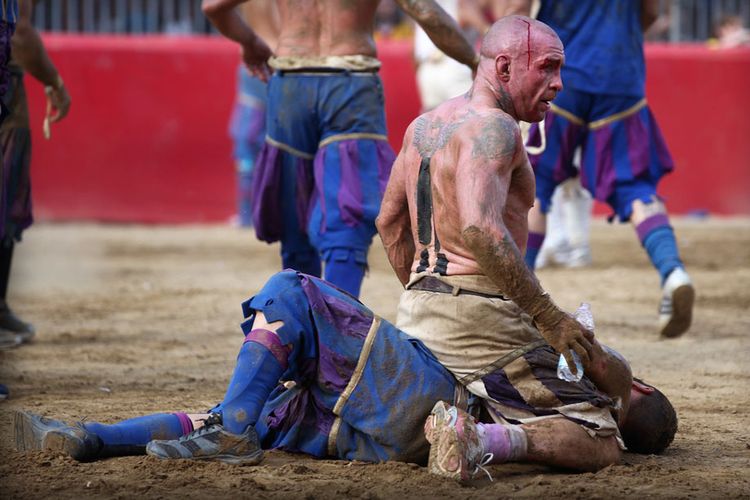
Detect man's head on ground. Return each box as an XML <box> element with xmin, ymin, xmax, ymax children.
<box><xmin>476</xmin><ymin>15</ymin><xmax>563</xmax><ymax>123</ymax></box>
<box><xmin>620</xmin><ymin>378</ymin><xmax>678</xmax><ymax>454</ymax></box>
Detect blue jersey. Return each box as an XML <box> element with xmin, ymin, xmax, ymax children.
<box><xmin>1</xmin><ymin>0</ymin><xmax>17</xmax><ymax>24</ymax></box>
<box><xmin>537</xmin><ymin>0</ymin><xmax>645</xmax><ymax>97</ymax></box>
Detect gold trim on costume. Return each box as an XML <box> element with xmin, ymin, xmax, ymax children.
<box><xmin>588</xmin><ymin>98</ymin><xmax>647</xmax><ymax>130</ymax></box>
<box><xmin>269</xmin><ymin>55</ymin><xmax>381</xmax><ymax>71</ymax></box>
<box><xmin>265</xmin><ymin>135</ymin><xmax>315</xmax><ymax>160</ymax></box>
<box><xmin>550</xmin><ymin>103</ymin><xmax>585</xmax><ymax>126</ymax></box>
<box><xmin>318</xmin><ymin>132</ymin><xmax>389</xmax><ymax>149</ymax></box>
<box><xmin>326</xmin><ymin>316</ymin><xmax>381</xmax><ymax>456</ymax></box>
<box><xmin>327</xmin><ymin>417</ymin><xmax>343</xmax><ymax>457</ymax></box>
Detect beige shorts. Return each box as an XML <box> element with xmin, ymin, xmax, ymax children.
<box><xmin>396</xmin><ymin>272</ymin><xmax>623</xmax><ymax>445</ymax></box>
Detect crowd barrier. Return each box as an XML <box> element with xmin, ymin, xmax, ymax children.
<box><xmin>23</xmin><ymin>36</ymin><xmax>750</xmax><ymax>223</ymax></box>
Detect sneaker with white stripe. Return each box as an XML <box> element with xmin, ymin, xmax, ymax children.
<box><xmin>659</xmin><ymin>267</ymin><xmax>695</xmax><ymax>338</ymax></box>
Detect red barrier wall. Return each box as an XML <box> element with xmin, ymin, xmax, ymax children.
<box><xmin>644</xmin><ymin>44</ymin><xmax>750</xmax><ymax>215</ymax></box>
<box><xmin>24</xmin><ymin>36</ymin><xmax>750</xmax><ymax>223</ymax></box>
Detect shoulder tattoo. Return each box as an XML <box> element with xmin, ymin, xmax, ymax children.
<box><xmin>413</xmin><ymin>116</ymin><xmax>461</xmax><ymax>157</ymax></box>
<box><xmin>471</xmin><ymin>115</ymin><xmax>518</xmax><ymax>162</ymax></box>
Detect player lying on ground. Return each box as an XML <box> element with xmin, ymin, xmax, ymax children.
<box><xmin>15</xmin><ymin>271</ymin><xmax>675</xmax><ymax>480</ymax></box>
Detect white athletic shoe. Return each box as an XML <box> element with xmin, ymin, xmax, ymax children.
<box><xmin>658</xmin><ymin>267</ymin><xmax>695</xmax><ymax>338</ymax></box>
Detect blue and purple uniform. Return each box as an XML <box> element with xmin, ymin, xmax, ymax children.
<box><xmin>239</xmin><ymin>271</ymin><xmax>457</xmax><ymax>462</ymax></box>
<box><xmin>217</xmin><ymin>271</ymin><xmax>617</xmax><ymax>462</ymax></box>
<box><xmin>527</xmin><ymin>0</ymin><xmax>674</xmax><ymax>221</ymax></box>
<box><xmin>1</xmin><ymin>0</ymin><xmax>28</xmax><ymax>245</ymax></box>
<box><xmin>0</xmin><ymin>0</ymin><xmax>17</xmax><ymax>113</ymax></box>
<box><xmin>251</xmin><ymin>68</ymin><xmax>395</xmax><ymax>297</ymax></box>
<box><xmin>228</xmin><ymin>67</ymin><xmax>268</xmax><ymax>227</ymax></box>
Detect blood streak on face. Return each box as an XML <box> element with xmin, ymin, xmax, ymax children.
<box><xmin>522</xmin><ymin>19</ymin><xmax>532</xmax><ymax>70</ymax></box>
<box><xmin>510</xmin><ymin>22</ymin><xmax>564</xmax><ymax>123</ymax></box>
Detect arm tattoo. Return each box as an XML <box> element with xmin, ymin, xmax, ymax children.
<box><xmin>471</xmin><ymin>116</ymin><xmax>517</xmax><ymax>161</ymax></box>
<box><xmin>463</xmin><ymin>226</ymin><xmax>562</xmax><ymax>328</ymax></box>
<box><xmin>462</xmin><ymin>227</ymin><xmax>541</xmax><ymax>304</ymax></box>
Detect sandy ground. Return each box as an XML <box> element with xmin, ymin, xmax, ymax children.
<box><xmin>0</xmin><ymin>218</ymin><xmax>749</xmax><ymax>499</ymax></box>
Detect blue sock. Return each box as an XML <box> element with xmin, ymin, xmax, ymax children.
<box><xmin>525</xmin><ymin>232</ymin><xmax>545</xmax><ymax>270</ymax></box>
<box><xmin>215</xmin><ymin>335</ymin><xmax>286</xmax><ymax>434</ymax></box>
<box><xmin>82</xmin><ymin>412</ymin><xmax>192</xmax><ymax>456</ymax></box>
<box><xmin>323</xmin><ymin>248</ymin><xmax>366</xmax><ymax>298</ymax></box>
<box><xmin>636</xmin><ymin>215</ymin><xmax>683</xmax><ymax>284</ymax></box>
<box><xmin>282</xmin><ymin>249</ymin><xmax>321</xmax><ymax>277</ymax></box>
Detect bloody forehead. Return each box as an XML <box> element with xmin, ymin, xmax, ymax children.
<box><xmin>505</xmin><ymin>18</ymin><xmax>562</xmax><ymax>69</ymax></box>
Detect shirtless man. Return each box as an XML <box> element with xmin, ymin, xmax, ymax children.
<box><xmin>202</xmin><ymin>0</ymin><xmax>478</xmax><ymax>298</ymax></box>
<box><xmin>376</xmin><ymin>15</ymin><xmax>631</xmax><ymax>477</ymax></box>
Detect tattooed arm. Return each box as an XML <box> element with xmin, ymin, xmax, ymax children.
<box><xmin>457</xmin><ymin>113</ymin><xmax>593</xmax><ymax>370</ymax></box>
<box><xmin>202</xmin><ymin>0</ymin><xmax>273</xmax><ymax>81</ymax></box>
<box><xmin>396</xmin><ymin>0</ymin><xmax>479</xmax><ymax>71</ymax></box>
<box><xmin>377</xmin><ymin>125</ymin><xmax>416</xmax><ymax>287</ymax></box>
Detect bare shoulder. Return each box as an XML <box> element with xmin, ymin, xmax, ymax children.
<box><xmin>466</xmin><ymin>110</ymin><xmax>521</xmax><ymax>163</ymax></box>
<box><xmin>410</xmin><ymin>104</ymin><xmax>472</xmax><ymax>159</ymax></box>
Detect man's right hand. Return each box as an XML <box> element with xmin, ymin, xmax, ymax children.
<box><xmin>241</xmin><ymin>38</ymin><xmax>273</xmax><ymax>82</ymax></box>
<box><xmin>536</xmin><ymin>312</ymin><xmax>595</xmax><ymax>376</ymax></box>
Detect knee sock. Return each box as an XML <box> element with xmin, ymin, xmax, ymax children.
<box><xmin>323</xmin><ymin>248</ymin><xmax>366</xmax><ymax>298</ymax></box>
<box><xmin>636</xmin><ymin>214</ymin><xmax>683</xmax><ymax>284</ymax></box>
<box><xmin>282</xmin><ymin>250</ymin><xmax>321</xmax><ymax>277</ymax></box>
<box><xmin>525</xmin><ymin>232</ymin><xmax>545</xmax><ymax>270</ymax></box>
<box><xmin>0</xmin><ymin>242</ymin><xmax>13</xmax><ymax>305</ymax></box>
<box><xmin>82</xmin><ymin>412</ymin><xmax>193</xmax><ymax>456</ymax></box>
<box><xmin>476</xmin><ymin>423</ymin><xmax>528</xmax><ymax>464</ymax></box>
<box><xmin>217</xmin><ymin>329</ymin><xmax>288</xmax><ymax>435</ymax></box>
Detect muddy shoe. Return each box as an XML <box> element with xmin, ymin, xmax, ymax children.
<box><xmin>0</xmin><ymin>306</ymin><xmax>35</xmax><ymax>344</ymax></box>
<box><xmin>658</xmin><ymin>267</ymin><xmax>695</xmax><ymax>338</ymax></box>
<box><xmin>424</xmin><ymin>401</ymin><xmax>491</xmax><ymax>482</ymax></box>
<box><xmin>14</xmin><ymin>411</ymin><xmax>102</xmax><ymax>461</ymax></box>
<box><xmin>0</xmin><ymin>329</ymin><xmax>20</xmax><ymax>350</ymax></box>
<box><xmin>146</xmin><ymin>413</ymin><xmax>264</xmax><ymax>465</ymax></box>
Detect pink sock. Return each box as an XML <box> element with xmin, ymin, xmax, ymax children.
<box><xmin>477</xmin><ymin>423</ymin><xmax>528</xmax><ymax>464</ymax></box>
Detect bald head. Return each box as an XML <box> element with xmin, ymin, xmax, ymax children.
<box><xmin>472</xmin><ymin>15</ymin><xmax>564</xmax><ymax>122</ymax></box>
<box><xmin>480</xmin><ymin>15</ymin><xmax>561</xmax><ymax>63</ymax></box>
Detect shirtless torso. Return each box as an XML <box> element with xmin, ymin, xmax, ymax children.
<box><xmin>377</xmin><ymin>15</ymin><xmax>595</xmax><ymax>371</ymax></box>
<box><xmin>274</xmin><ymin>0</ymin><xmax>381</xmax><ymax>58</ymax></box>
<box><xmin>203</xmin><ymin>0</ymin><xmax>478</xmax><ymax>80</ymax></box>
<box><xmin>239</xmin><ymin>0</ymin><xmax>279</xmax><ymax>49</ymax></box>
<box><xmin>400</xmin><ymin>97</ymin><xmax>535</xmax><ymax>276</ymax></box>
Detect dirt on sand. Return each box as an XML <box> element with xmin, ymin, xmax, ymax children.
<box><xmin>1</xmin><ymin>218</ymin><xmax>749</xmax><ymax>499</ymax></box>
